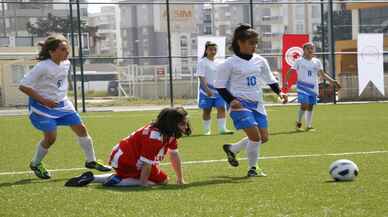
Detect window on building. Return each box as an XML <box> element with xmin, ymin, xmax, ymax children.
<box><xmin>312</xmin><ymin>5</ymin><xmax>320</xmax><ymax>19</ymax></box>
<box><xmin>204</xmin><ymin>26</ymin><xmax>212</xmax><ymax>34</ymax></box>
<box><xmin>296</xmin><ymin>23</ymin><xmax>304</xmax><ymax>33</ymax></box>
<box><xmin>262</xmin><ymin>7</ymin><xmax>271</xmax><ymax>17</ymax></box>
<box><xmin>360</xmin><ymin>7</ymin><xmax>388</xmax><ymax>33</ymax></box>
<box><xmin>296</xmin><ymin>5</ymin><xmax>304</xmax><ymax>20</ymax></box>
<box><xmin>260</xmin><ymin>25</ymin><xmax>271</xmax><ymax>33</ymax></box>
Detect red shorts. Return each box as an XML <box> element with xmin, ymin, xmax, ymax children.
<box><xmin>108</xmin><ymin>145</ymin><xmax>168</xmax><ymax>184</ymax></box>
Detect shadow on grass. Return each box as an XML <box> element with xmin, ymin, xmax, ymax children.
<box><xmin>185</xmin><ymin>133</ymin><xmax>231</xmax><ymax>138</ymax></box>
<box><xmin>269</xmin><ymin>130</ymin><xmax>305</xmax><ymax>136</ymax></box>
<box><xmin>0</xmin><ymin>178</ymin><xmax>69</xmax><ymax>188</ymax></box>
<box><xmin>188</xmin><ymin>131</ymin><xmax>305</xmax><ymax>138</ymax></box>
<box><xmin>324</xmin><ymin>180</ymin><xmax>355</xmax><ymax>184</ymax></box>
<box><xmin>92</xmin><ymin>175</ymin><xmax>251</xmax><ymax>192</ymax></box>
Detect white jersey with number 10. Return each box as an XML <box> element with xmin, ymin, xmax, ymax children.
<box><xmin>215</xmin><ymin>54</ymin><xmax>278</xmax><ymax>115</ymax></box>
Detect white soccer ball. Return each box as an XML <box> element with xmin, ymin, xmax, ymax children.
<box><xmin>329</xmin><ymin>159</ymin><xmax>359</xmax><ymax>181</ymax></box>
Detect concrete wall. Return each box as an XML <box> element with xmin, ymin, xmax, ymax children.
<box><xmin>0</xmin><ymin>59</ymin><xmax>36</xmax><ymax>106</ymax></box>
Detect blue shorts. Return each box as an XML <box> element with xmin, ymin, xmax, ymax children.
<box><xmin>298</xmin><ymin>93</ymin><xmax>317</xmax><ymax>105</ymax></box>
<box><xmin>198</xmin><ymin>93</ymin><xmax>226</xmax><ymax>109</ymax></box>
<box><xmin>229</xmin><ymin>110</ymin><xmax>268</xmax><ymax>130</ymax></box>
<box><xmin>29</xmin><ymin>112</ymin><xmax>82</xmax><ymax>132</ymax></box>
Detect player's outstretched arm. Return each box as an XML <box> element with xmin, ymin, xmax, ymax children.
<box><xmin>283</xmin><ymin>68</ymin><xmax>293</xmax><ymax>90</ymax></box>
<box><xmin>280</xmin><ymin>92</ymin><xmax>288</xmax><ymax>104</ymax></box>
<box><xmin>169</xmin><ymin>150</ymin><xmax>185</xmax><ymax>185</ymax></box>
<box><xmin>319</xmin><ymin>70</ymin><xmax>341</xmax><ymax>90</ymax></box>
<box><xmin>268</xmin><ymin>83</ymin><xmax>288</xmax><ymax>104</ymax></box>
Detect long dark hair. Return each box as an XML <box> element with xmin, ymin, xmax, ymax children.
<box><xmin>37</xmin><ymin>35</ymin><xmax>68</xmax><ymax>61</ymax></box>
<box><xmin>202</xmin><ymin>41</ymin><xmax>217</xmax><ymax>58</ymax></box>
<box><xmin>231</xmin><ymin>23</ymin><xmax>259</xmax><ymax>54</ymax></box>
<box><xmin>152</xmin><ymin>107</ymin><xmax>191</xmax><ymax>138</ymax></box>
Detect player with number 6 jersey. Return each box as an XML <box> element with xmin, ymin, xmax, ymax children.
<box><xmin>19</xmin><ymin>35</ymin><xmax>111</xmax><ymax>180</ymax></box>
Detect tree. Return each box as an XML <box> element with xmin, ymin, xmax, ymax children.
<box><xmin>26</xmin><ymin>13</ymin><xmax>88</xmax><ymax>37</ymax></box>
<box><xmin>313</xmin><ymin>10</ymin><xmax>352</xmax><ymax>52</ymax></box>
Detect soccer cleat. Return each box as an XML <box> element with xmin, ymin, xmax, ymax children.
<box><xmin>203</xmin><ymin>130</ymin><xmax>211</xmax><ymax>136</ymax></box>
<box><xmin>306</xmin><ymin>127</ymin><xmax>316</xmax><ymax>132</ymax></box>
<box><xmin>65</xmin><ymin>171</ymin><xmax>94</xmax><ymax>187</ymax></box>
<box><xmin>219</xmin><ymin>129</ymin><xmax>234</xmax><ymax>135</ymax></box>
<box><xmin>103</xmin><ymin>174</ymin><xmax>122</xmax><ymax>187</ymax></box>
<box><xmin>30</xmin><ymin>162</ymin><xmax>51</xmax><ymax>179</ymax></box>
<box><xmin>247</xmin><ymin>167</ymin><xmax>267</xmax><ymax>177</ymax></box>
<box><xmin>85</xmin><ymin>160</ymin><xmax>112</xmax><ymax>172</ymax></box>
<box><xmin>222</xmin><ymin>144</ymin><xmax>239</xmax><ymax>167</ymax></box>
<box><xmin>295</xmin><ymin>122</ymin><xmax>303</xmax><ymax>132</ymax></box>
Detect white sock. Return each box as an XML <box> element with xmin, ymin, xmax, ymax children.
<box><xmin>116</xmin><ymin>178</ymin><xmax>156</xmax><ymax>186</ymax></box>
<box><xmin>93</xmin><ymin>173</ymin><xmax>112</xmax><ymax>183</ymax></box>
<box><xmin>78</xmin><ymin>136</ymin><xmax>97</xmax><ymax>162</ymax></box>
<box><xmin>203</xmin><ymin>120</ymin><xmax>211</xmax><ymax>132</ymax></box>
<box><xmin>230</xmin><ymin>137</ymin><xmax>249</xmax><ymax>154</ymax></box>
<box><xmin>93</xmin><ymin>175</ymin><xmax>156</xmax><ymax>187</ymax></box>
<box><xmin>306</xmin><ymin>111</ymin><xmax>313</xmax><ymax>128</ymax></box>
<box><xmin>297</xmin><ymin>109</ymin><xmax>305</xmax><ymax>123</ymax></box>
<box><xmin>217</xmin><ymin>118</ymin><xmax>227</xmax><ymax>131</ymax></box>
<box><xmin>246</xmin><ymin>140</ymin><xmax>261</xmax><ymax>169</ymax></box>
<box><xmin>31</xmin><ymin>141</ymin><xmax>48</xmax><ymax>165</ymax></box>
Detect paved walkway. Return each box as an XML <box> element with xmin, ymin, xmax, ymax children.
<box><xmin>0</xmin><ymin>104</ymin><xmax>199</xmax><ymax>116</ymax></box>
<box><xmin>1</xmin><ymin>100</ymin><xmax>387</xmax><ymax>117</ymax></box>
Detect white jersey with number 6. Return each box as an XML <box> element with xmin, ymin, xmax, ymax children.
<box><xmin>214</xmin><ymin>54</ymin><xmax>278</xmax><ymax>115</ymax></box>
<box><xmin>292</xmin><ymin>57</ymin><xmax>323</xmax><ymax>96</ymax></box>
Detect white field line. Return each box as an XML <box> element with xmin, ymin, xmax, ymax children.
<box><xmin>0</xmin><ymin>150</ymin><xmax>387</xmax><ymax>176</ymax></box>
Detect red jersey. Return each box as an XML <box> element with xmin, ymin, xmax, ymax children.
<box><xmin>109</xmin><ymin>124</ymin><xmax>178</xmax><ymax>171</ymax></box>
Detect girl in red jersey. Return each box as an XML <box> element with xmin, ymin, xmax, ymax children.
<box><xmin>65</xmin><ymin>107</ymin><xmax>191</xmax><ymax>187</ymax></box>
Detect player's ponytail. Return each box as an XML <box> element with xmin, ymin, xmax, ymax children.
<box><xmin>231</xmin><ymin>23</ymin><xmax>258</xmax><ymax>54</ymax></box>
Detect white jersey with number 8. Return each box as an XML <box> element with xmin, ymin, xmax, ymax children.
<box><xmin>292</xmin><ymin>57</ymin><xmax>323</xmax><ymax>96</ymax></box>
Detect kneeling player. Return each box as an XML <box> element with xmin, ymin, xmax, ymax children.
<box><xmin>65</xmin><ymin>107</ymin><xmax>191</xmax><ymax>187</ymax></box>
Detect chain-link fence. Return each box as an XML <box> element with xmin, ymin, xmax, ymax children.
<box><xmin>0</xmin><ymin>0</ymin><xmax>387</xmax><ymax>111</ymax></box>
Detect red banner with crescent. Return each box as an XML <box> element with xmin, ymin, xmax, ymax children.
<box><xmin>282</xmin><ymin>34</ymin><xmax>309</xmax><ymax>92</ymax></box>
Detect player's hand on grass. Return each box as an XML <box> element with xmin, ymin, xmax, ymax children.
<box><xmin>176</xmin><ymin>178</ymin><xmax>186</xmax><ymax>185</ymax></box>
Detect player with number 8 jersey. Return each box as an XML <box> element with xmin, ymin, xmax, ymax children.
<box><xmin>284</xmin><ymin>42</ymin><xmax>341</xmax><ymax>132</ymax></box>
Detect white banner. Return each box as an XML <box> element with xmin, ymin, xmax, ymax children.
<box><xmin>197</xmin><ymin>36</ymin><xmax>226</xmax><ymax>60</ymax></box>
<box><xmin>357</xmin><ymin>34</ymin><xmax>385</xmax><ymax>96</ymax></box>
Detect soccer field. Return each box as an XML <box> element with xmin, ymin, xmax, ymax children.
<box><xmin>0</xmin><ymin>103</ymin><xmax>387</xmax><ymax>217</ymax></box>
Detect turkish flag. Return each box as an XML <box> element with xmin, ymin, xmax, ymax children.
<box><xmin>281</xmin><ymin>34</ymin><xmax>309</xmax><ymax>93</ymax></box>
